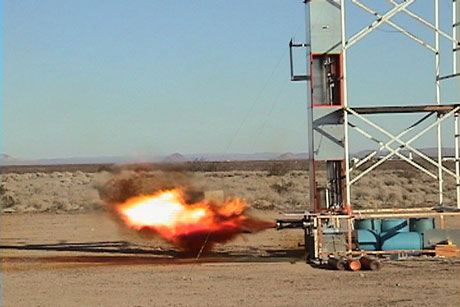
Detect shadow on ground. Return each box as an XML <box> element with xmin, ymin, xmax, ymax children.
<box><xmin>0</xmin><ymin>241</ymin><xmax>305</xmax><ymax>266</ymax></box>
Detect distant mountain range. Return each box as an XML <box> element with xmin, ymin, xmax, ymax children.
<box><xmin>1</xmin><ymin>148</ymin><xmax>456</xmax><ymax>166</ymax></box>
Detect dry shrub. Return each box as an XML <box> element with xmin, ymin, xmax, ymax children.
<box><xmin>270</xmin><ymin>181</ymin><xmax>295</xmax><ymax>194</ymax></box>
<box><xmin>267</xmin><ymin>162</ymin><xmax>290</xmax><ymax>176</ymax></box>
<box><xmin>399</xmin><ymin>170</ymin><xmax>417</xmax><ymax>180</ymax></box>
<box><xmin>353</xmin><ymin>188</ymin><xmax>370</xmax><ymax>200</ymax></box>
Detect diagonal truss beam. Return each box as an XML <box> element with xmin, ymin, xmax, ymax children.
<box><xmin>346</xmin><ymin>0</ymin><xmax>416</xmax><ymax>49</ymax></box>
<box><xmin>348</xmin><ymin>106</ymin><xmax>460</xmax><ymax>180</ymax></box>
<box><xmin>346</xmin><ymin>106</ymin><xmax>460</xmax><ymax>185</ymax></box>
<box><xmin>352</xmin><ymin>0</ymin><xmax>437</xmax><ymax>53</ymax></box>
<box><xmin>350</xmin><ymin>112</ymin><xmax>434</xmax><ymax>171</ymax></box>
<box><xmin>386</xmin><ymin>0</ymin><xmax>458</xmax><ymax>44</ymax></box>
<box><xmin>349</xmin><ymin>121</ymin><xmax>438</xmax><ymax>180</ymax></box>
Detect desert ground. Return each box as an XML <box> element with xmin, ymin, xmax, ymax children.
<box><xmin>1</xmin><ymin>161</ymin><xmax>459</xmax><ymax>306</ymax></box>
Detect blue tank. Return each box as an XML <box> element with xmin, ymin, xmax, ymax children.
<box><xmin>409</xmin><ymin>218</ymin><xmax>435</xmax><ymax>233</ymax></box>
<box><xmin>380</xmin><ymin>232</ymin><xmax>422</xmax><ymax>251</ymax></box>
<box><xmin>381</xmin><ymin>219</ymin><xmax>409</xmax><ymax>233</ymax></box>
<box><xmin>354</xmin><ymin>219</ymin><xmax>381</xmax><ymax>234</ymax></box>
<box><xmin>356</xmin><ymin>229</ymin><xmax>380</xmax><ymax>251</ymax></box>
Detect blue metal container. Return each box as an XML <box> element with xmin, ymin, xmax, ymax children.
<box><xmin>354</xmin><ymin>219</ymin><xmax>381</xmax><ymax>234</ymax></box>
<box><xmin>409</xmin><ymin>218</ymin><xmax>435</xmax><ymax>233</ymax></box>
<box><xmin>380</xmin><ymin>232</ymin><xmax>423</xmax><ymax>251</ymax></box>
<box><xmin>381</xmin><ymin>219</ymin><xmax>409</xmax><ymax>233</ymax></box>
<box><xmin>356</xmin><ymin>229</ymin><xmax>380</xmax><ymax>251</ymax></box>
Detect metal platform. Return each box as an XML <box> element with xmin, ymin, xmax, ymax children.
<box><xmin>350</xmin><ymin>104</ymin><xmax>460</xmax><ymax>114</ymax></box>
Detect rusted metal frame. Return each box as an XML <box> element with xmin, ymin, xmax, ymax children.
<box><xmin>386</xmin><ymin>0</ymin><xmax>457</xmax><ymax>44</ymax></box>
<box><xmin>350</xmin><ymin>112</ymin><xmax>433</xmax><ymax>172</ymax></box>
<box><xmin>437</xmin><ymin>72</ymin><xmax>460</xmax><ymax>81</ymax></box>
<box><xmin>346</xmin><ymin>106</ymin><xmax>460</xmax><ymax>185</ymax></box>
<box><xmin>350</xmin><ymin>250</ymin><xmax>436</xmax><ymax>255</ymax></box>
<box><xmin>440</xmin><ymin>215</ymin><xmax>445</xmax><ymax>229</ymax></box>
<box><xmin>354</xmin><ymin>207</ymin><xmax>436</xmax><ymax>214</ymax></box>
<box><xmin>352</xmin><ymin>212</ymin><xmax>460</xmax><ymax>219</ymax></box>
<box><xmin>289</xmin><ymin>39</ymin><xmax>311</xmax><ymax>82</ymax></box>
<box><xmin>348</xmin><ymin>121</ymin><xmax>437</xmax><ymax>179</ymax></box>
<box><xmin>315</xmin><ymin>214</ymin><xmax>353</xmax><ymax>219</ymax></box>
<box><xmin>317</xmin><ymin>217</ymin><xmax>323</xmax><ymax>257</ymax></box>
<box><xmin>282</xmin><ymin>211</ymin><xmax>354</xmax><ymax>218</ymax></box>
<box><xmin>313</xmin><ymin>217</ymin><xmax>319</xmax><ymax>259</ymax></box>
<box><xmin>345</xmin><ymin>0</ymin><xmax>416</xmax><ymax>50</ymax></box>
<box><xmin>347</xmin><ymin>218</ymin><xmax>353</xmax><ymax>253</ymax></box>
<box><xmin>351</xmin><ymin>104</ymin><xmax>460</xmax><ymax>114</ymax></box>
<box><xmin>351</xmin><ymin>0</ymin><xmax>436</xmax><ymax>53</ymax></box>
<box><xmin>320</xmin><ymin>250</ymin><xmax>437</xmax><ymax>256</ymax></box>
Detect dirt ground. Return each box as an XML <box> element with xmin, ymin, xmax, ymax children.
<box><xmin>1</xmin><ymin>212</ymin><xmax>459</xmax><ymax>307</ymax></box>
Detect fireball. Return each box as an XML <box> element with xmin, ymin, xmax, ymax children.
<box><xmin>113</xmin><ymin>189</ymin><xmax>274</xmax><ymax>252</ymax></box>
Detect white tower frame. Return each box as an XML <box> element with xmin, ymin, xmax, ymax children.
<box><xmin>339</xmin><ymin>0</ymin><xmax>460</xmax><ymax>210</ymax></box>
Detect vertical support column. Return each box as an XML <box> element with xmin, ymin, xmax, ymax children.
<box><xmin>452</xmin><ymin>0</ymin><xmax>460</xmax><ymax>209</ymax></box>
<box><xmin>455</xmin><ymin>112</ymin><xmax>460</xmax><ymax>209</ymax></box>
<box><xmin>454</xmin><ymin>0</ymin><xmax>458</xmax><ymax>75</ymax></box>
<box><xmin>457</xmin><ymin>0</ymin><xmax>460</xmax><ymax>100</ymax></box>
<box><xmin>347</xmin><ymin>217</ymin><xmax>353</xmax><ymax>252</ymax></box>
<box><xmin>455</xmin><ymin>0</ymin><xmax>460</xmax><ymax>209</ymax></box>
<box><xmin>435</xmin><ymin>0</ymin><xmax>443</xmax><ymax>206</ymax></box>
<box><xmin>306</xmin><ymin>0</ymin><xmax>346</xmax><ymax>213</ymax></box>
<box><xmin>304</xmin><ymin>3</ymin><xmax>315</xmax><ymax>213</ymax></box>
<box><xmin>341</xmin><ymin>0</ymin><xmax>351</xmax><ymax>213</ymax></box>
<box><xmin>458</xmin><ymin>0</ymin><xmax>460</xmax><ymax>76</ymax></box>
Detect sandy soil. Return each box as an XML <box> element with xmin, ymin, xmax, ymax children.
<box><xmin>1</xmin><ymin>212</ymin><xmax>459</xmax><ymax>307</ymax></box>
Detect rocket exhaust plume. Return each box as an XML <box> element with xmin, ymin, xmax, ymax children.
<box><xmin>113</xmin><ymin>189</ymin><xmax>274</xmax><ymax>252</ymax></box>
<box><xmin>98</xmin><ymin>169</ymin><xmax>275</xmax><ymax>252</ymax></box>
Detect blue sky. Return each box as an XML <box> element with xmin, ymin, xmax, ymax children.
<box><xmin>3</xmin><ymin>0</ymin><xmax>459</xmax><ymax>159</ymax></box>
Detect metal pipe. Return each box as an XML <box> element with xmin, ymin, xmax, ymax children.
<box><xmin>353</xmin><ymin>212</ymin><xmax>460</xmax><ymax>219</ymax></box>
<box><xmin>435</xmin><ymin>0</ymin><xmax>443</xmax><ymax>206</ymax></box>
<box><xmin>347</xmin><ymin>218</ymin><xmax>353</xmax><ymax>252</ymax></box>
<box><xmin>341</xmin><ymin>0</ymin><xmax>352</xmax><ymax>212</ymax></box>
<box><xmin>458</xmin><ymin>0</ymin><xmax>460</xmax><ymax>83</ymax></box>
<box><xmin>453</xmin><ymin>0</ymin><xmax>457</xmax><ymax>75</ymax></box>
<box><xmin>348</xmin><ymin>250</ymin><xmax>436</xmax><ymax>255</ymax></box>
<box><xmin>354</xmin><ymin>207</ymin><xmax>436</xmax><ymax>214</ymax></box>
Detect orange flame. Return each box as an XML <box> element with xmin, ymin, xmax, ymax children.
<box><xmin>114</xmin><ymin>189</ymin><xmax>274</xmax><ymax>252</ymax></box>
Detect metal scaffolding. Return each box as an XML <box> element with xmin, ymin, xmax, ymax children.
<box><xmin>281</xmin><ymin>0</ymin><xmax>460</xmax><ymax>261</ymax></box>
<box><xmin>339</xmin><ymin>0</ymin><xmax>460</xmax><ymax>210</ymax></box>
